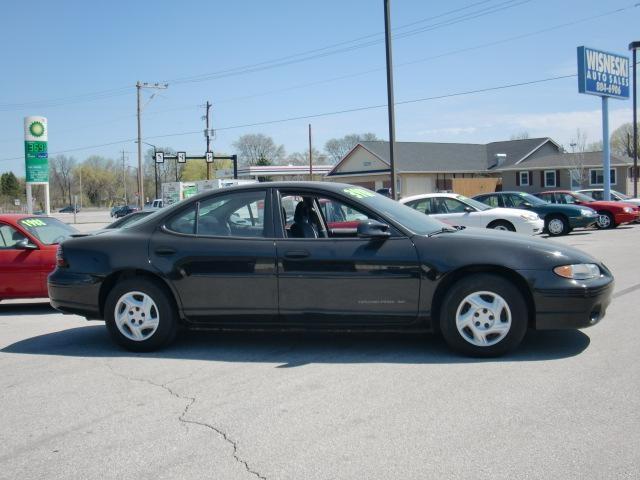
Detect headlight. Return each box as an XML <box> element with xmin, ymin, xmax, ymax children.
<box><xmin>553</xmin><ymin>263</ymin><xmax>600</xmax><ymax>280</ymax></box>
<box><xmin>580</xmin><ymin>209</ymin><xmax>595</xmax><ymax>216</ymax></box>
<box><xmin>623</xmin><ymin>207</ymin><xmax>633</xmax><ymax>213</ymax></box>
<box><xmin>520</xmin><ymin>213</ymin><xmax>539</xmax><ymax>221</ymax></box>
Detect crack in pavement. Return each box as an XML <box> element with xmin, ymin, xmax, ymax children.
<box><xmin>104</xmin><ymin>363</ymin><xmax>267</xmax><ymax>480</ymax></box>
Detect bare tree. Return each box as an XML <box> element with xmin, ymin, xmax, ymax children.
<box><xmin>610</xmin><ymin>122</ymin><xmax>639</xmax><ymax>158</ymax></box>
<box><xmin>50</xmin><ymin>155</ymin><xmax>76</xmax><ymax>206</ymax></box>
<box><xmin>233</xmin><ymin>134</ymin><xmax>285</xmax><ymax>166</ymax></box>
<box><xmin>567</xmin><ymin>129</ymin><xmax>589</xmax><ymax>189</ymax></box>
<box><xmin>324</xmin><ymin>133</ymin><xmax>379</xmax><ymax>163</ymax></box>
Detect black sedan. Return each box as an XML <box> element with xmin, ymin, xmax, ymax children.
<box><xmin>48</xmin><ymin>182</ymin><xmax>613</xmax><ymax>357</ymax></box>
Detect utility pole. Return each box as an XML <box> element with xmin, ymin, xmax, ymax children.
<box><xmin>308</xmin><ymin>124</ymin><xmax>313</xmax><ymax>181</ymax></box>
<box><xmin>204</xmin><ymin>101</ymin><xmax>212</xmax><ymax>180</ymax></box>
<box><xmin>383</xmin><ymin>0</ymin><xmax>398</xmax><ymax>200</ymax></box>
<box><xmin>136</xmin><ymin>81</ymin><xmax>168</xmax><ymax>209</ymax></box>
<box><xmin>121</xmin><ymin>150</ymin><xmax>128</xmax><ymax>204</ymax></box>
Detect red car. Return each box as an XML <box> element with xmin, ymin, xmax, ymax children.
<box><xmin>535</xmin><ymin>190</ymin><xmax>639</xmax><ymax>229</ymax></box>
<box><xmin>0</xmin><ymin>215</ymin><xmax>77</xmax><ymax>301</ymax></box>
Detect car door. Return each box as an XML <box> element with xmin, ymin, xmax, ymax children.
<box><xmin>274</xmin><ymin>190</ymin><xmax>421</xmax><ymax>326</ymax></box>
<box><xmin>148</xmin><ymin>188</ymin><xmax>278</xmax><ymax>324</ymax></box>
<box><xmin>0</xmin><ymin>222</ymin><xmax>44</xmax><ymax>298</ymax></box>
<box><xmin>430</xmin><ymin>197</ymin><xmax>480</xmax><ymax>227</ymax></box>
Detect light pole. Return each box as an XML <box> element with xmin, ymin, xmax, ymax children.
<box><xmin>136</xmin><ymin>81</ymin><xmax>168</xmax><ymax>209</ymax></box>
<box><xmin>136</xmin><ymin>141</ymin><xmax>159</xmax><ymax>200</ymax></box>
<box><xmin>630</xmin><ymin>41</ymin><xmax>639</xmax><ymax>197</ymax></box>
<box><xmin>383</xmin><ymin>0</ymin><xmax>397</xmax><ymax>200</ymax></box>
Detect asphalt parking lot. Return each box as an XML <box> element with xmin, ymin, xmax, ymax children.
<box><xmin>1</xmin><ymin>223</ymin><xmax>638</xmax><ymax>479</ymax></box>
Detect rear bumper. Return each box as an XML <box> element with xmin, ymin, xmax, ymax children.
<box><xmin>528</xmin><ymin>274</ymin><xmax>614</xmax><ymax>330</ymax></box>
<box><xmin>48</xmin><ymin>269</ymin><xmax>102</xmax><ymax>319</ymax></box>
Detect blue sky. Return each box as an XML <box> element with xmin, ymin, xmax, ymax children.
<box><xmin>1</xmin><ymin>0</ymin><xmax>638</xmax><ymax>174</ymax></box>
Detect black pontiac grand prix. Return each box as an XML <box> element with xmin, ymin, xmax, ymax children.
<box><xmin>49</xmin><ymin>182</ymin><xmax>614</xmax><ymax>356</ymax></box>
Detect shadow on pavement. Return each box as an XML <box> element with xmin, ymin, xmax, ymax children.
<box><xmin>0</xmin><ymin>302</ymin><xmax>55</xmax><ymax>316</ymax></box>
<box><xmin>2</xmin><ymin>321</ymin><xmax>591</xmax><ymax>365</ymax></box>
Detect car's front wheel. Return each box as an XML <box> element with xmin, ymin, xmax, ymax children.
<box><xmin>596</xmin><ymin>211</ymin><xmax>615</xmax><ymax>229</ymax></box>
<box><xmin>439</xmin><ymin>274</ymin><xmax>528</xmax><ymax>357</ymax></box>
<box><xmin>545</xmin><ymin>215</ymin><xmax>569</xmax><ymax>236</ymax></box>
<box><xmin>105</xmin><ymin>278</ymin><xmax>177</xmax><ymax>352</ymax></box>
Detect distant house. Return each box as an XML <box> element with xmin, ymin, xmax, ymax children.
<box><xmin>325</xmin><ymin>138</ymin><xmax>634</xmax><ymax>197</ymax></box>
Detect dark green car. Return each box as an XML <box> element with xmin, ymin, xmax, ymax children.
<box><xmin>473</xmin><ymin>191</ymin><xmax>598</xmax><ymax>236</ymax></box>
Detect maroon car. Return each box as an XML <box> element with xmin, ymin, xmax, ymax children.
<box><xmin>535</xmin><ymin>190</ymin><xmax>639</xmax><ymax>229</ymax></box>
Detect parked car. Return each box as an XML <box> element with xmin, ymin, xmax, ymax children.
<box><xmin>473</xmin><ymin>191</ymin><xmax>598</xmax><ymax>236</ymax></box>
<box><xmin>535</xmin><ymin>190</ymin><xmax>639</xmax><ymax>229</ymax></box>
<box><xmin>110</xmin><ymin>205</ymin><xmax>125</xmax><ymax>217</ymax></box>
<box><xmin>58</xmin><ymin>205</ymin><xmax>80</xmax><ymax>213</ymax></box>
<box><xmin>0</xmin><ymin>215</ymin><xmax>78</xmax><ymax>301</ymax></box>
<box><xmin>48</xmin><ymin>182</ymin><xmax>613</xmax><ymax>357</ymax></box>
<box><xmin>113</xmin><ymin>205</ymin><xmax>139</xmax><ymax>218</ymax></box>
<box><xmin>577</xmin><ymin>188</ymin><xmax>640</xmax><ymax>208</ymax></box>
<box><xmin>143</xmin><ymin>199</ymin><xmax>164</xmax><ymax>211</ymax></box>
<box><xmin>400</xmin><ymin>193</ymin><xmax>544</xmax><ymax>235</ymax></box>
<box><xmin>375</xmin><ymin>188</ymin><xmax>393</xmax><ymax>198</ymax></box>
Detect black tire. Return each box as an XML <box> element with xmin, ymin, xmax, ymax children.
<box><xmin>596</xmin><ymin>211</ymin><xmax>616</xmax><ymax>229</ymax></box>
<box><xmin>487</xmin><ymin>220</ymin><xmax>516</xmax><ymax>232</ymax></box>
<box><xmin>104</xmin><ymin>277</ymin><xmax>177</xmax><ymax>352</ymax></box>
<box><xmin>545</xmin><ymin>215</ymin><xmax>569</xmax><ymax>236</ymax></box>
<box><xmin>439</xmin><ymin>274</ymin><xmax>528</xmax><ymax>357</ymax></box>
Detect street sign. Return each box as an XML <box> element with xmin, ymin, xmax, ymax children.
<box><xmin>577</xmin><ymin>46</ymin><xmax>630</xmax><ymax>99</ymax></box>
<box><xmin>177</xmin><ymin>152</ymin><xmax>186</xmax><ymax>163</ymax></box>
<box><xmin>24</xmin><ymin>116</ymin><xmax>48</xmax><ymax>183</ymax></box>
<box><xmin>155</xmin><ymin>152</ymin><xmax>164</xmax><ymax>164</ymax></box>
<box><xmin>205</xmin><ymin>151</ymin><xmax>214</xmax><ymax>163</ymax></box>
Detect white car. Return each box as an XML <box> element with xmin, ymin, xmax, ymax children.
<box><xmin>577</xmin><ymin>189</ymin><xmax>640</xmax><ymax>207</ymax></box>
<box><xmin>401</xmin><ymin>193</ymin><xmax>544</xmax><ymax>235</ymax></box>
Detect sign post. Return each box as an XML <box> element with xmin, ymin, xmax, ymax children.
<box><xmin>24</xmin><ymin>116</ymin><xmax>50</xmax><ymax>215</ymax></box>
<box><xmin>577</xmin><ymin>46</ymin><xmax>630</xmax><ymax>200</ymax></box>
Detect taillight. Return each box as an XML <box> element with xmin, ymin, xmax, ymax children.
<box><xmin>56</xmin><ymin>246</ymin><xmax>69</xmax><ymax>268</ymax></box>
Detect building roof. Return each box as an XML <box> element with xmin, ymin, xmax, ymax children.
<box><xmin>496</xmin><ymin>151</ymin><xmax>632</xmax><ymax>171</ymax></box>
<box><xmin>327</xmin><ymin>138</ymin><xmax>557</xmax><ymax>176</ymax></box>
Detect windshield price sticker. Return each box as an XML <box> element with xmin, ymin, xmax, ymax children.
<box><xmin>343</xmin><ymin>187</ymin><xmax>376</xmax><ymax>199</ymax></box>
<box><xmin>20</xmin><ymin>218</ymin><xmax>46</xmax><ymax>227</ymax></box>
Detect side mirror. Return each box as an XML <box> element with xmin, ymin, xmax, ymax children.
<box><xmin>463</xmin><ymin>206</ymin><xmax>474</xmax><ymax>213</ymax></box>
<box><xmin>357</xmin><ymin>220</ymin><xmax>391</xmax><ymax>239</ymax></box>
<box><xmin>15</xmin><ymin>238</ymin><xmax>37</xmax><ymax>250</ymax></box>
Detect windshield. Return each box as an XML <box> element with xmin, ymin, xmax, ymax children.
<box><xmin>18</xmin><ymin>217</ymin><xmax>77</xmax><ymax>245</ymax></box>
<box><xmin>573</xmin><ymin>192</ymin><xmax>596</xmax><ymax>202</ymax></box>
<box><xmin>116</xmin><ymin>212</ymin><xmax>154</xmax><ymax>229</ymax></box>
<box><xmin>341</xmin><ymin>187</ymin><xmax>446</xmax><ymax>235</ymax></box>
<box><xmin>517</xmin><ymin>192</ymin><xmax>548</xmax><ymax>206</ymax></box>
<box><xmin>456</xmin><ymin>195</ymin><xmax>492</xmax><ymax>211</ymax></box>
<box><xmin>612</xmin><ymin>190</ymin><xmax>630</xmax><ymax>200</ymax></box>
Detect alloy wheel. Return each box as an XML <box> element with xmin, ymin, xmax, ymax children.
<box><xmin>547</xmin><ymin>218</ymin><xmax>564</xmax><ymax>235</ymax></box>
<box><xmin>455</xmin><ymin>291</ymin><xmax>512</xmax><ymax>347</ymax></box>
<box><xmin>114</xmin><ymin>291</ymin><xmax>160</xmax><ymax>342</ymax></box>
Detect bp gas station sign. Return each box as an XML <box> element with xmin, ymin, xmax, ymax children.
<box><xmin>24</xmin><ymin>116</ymin><xmax>49</xmax><ymax>183</ymax></box>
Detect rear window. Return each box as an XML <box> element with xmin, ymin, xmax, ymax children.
<box><xmin>18</xmin><ymin>217</ymin><xmax>77</xmax><ymax>245</ymax></box>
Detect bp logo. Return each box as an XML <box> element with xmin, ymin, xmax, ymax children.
<box><xmin>29</xmin><ymin>121</ymin><xmax>45</xmax><ymax>138</ymax></box>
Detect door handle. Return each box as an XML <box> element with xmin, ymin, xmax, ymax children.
<box><xmin>284</xmin><ymin>249</ymin><xmax>310</xmax><ymax>259</ymax></box>
<box><xmin>154</xmin><ymin>247</ymin><xmax>176</xmax><ymax>256</ymax></box>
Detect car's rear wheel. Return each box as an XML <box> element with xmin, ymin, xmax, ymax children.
<box><xmin>596</xmin><ymin>211</ymin><xmax>615</xmax><ymax>229</ymax></box>
<box><xmin>105</xmin><ymin>278</ymin><xmax>177</xmax><ymax>352</ymax></box>
<box><xmin>488</xmin><ymin>220</ymin><xmax>515</xmax><ymax>232</ymax></box>
<box><xmin>439</xmin><ymin>274</ymin><xmax>528</xmax><ymax>357</ymax></box>
<box><xmin>546</xmin><ymin>215</ymin><xmax>569</xmax><ymax>236</ymax></box>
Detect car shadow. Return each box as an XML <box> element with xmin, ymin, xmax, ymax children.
<box><xmin>1</xmin><ymin>322</ymin><xmax>591</xmax><ymax>365</ymax></box>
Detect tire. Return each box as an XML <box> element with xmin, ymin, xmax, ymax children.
<box><xmin>439</xmin><ymin>274</ymin><xmax>528</xmax><ymax>357</ymax></box>
<box><xmin>545</xmin><ymin>215</ymin><xmax>569</xmax><ymax>236</ymax></box>
<box><xmin>596</xmin><ymin>211</ymin><xmax>615</xmax><ymax>229</ymax></box>
<box><xmin>104</xmin><ymin>277</ymin><xmax>177</xmax><ymax>352</ymax></box>
<box><xmin>488</xmin><ymin>220</ymin><xmax>516</xmax><ymax>232</ymax></box>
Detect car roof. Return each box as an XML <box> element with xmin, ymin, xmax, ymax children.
<box><xmin>0</xmin><ymin>214</ymin><xmax>42</xmax><ymax>223</ymax></box>
<box><xmin>400</xmin><ymin>193</ymin><xmax>460</xmax><ymax>202</ymax></box>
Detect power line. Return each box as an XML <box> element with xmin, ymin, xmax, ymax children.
<box><xmin>0</xmin><ymin>73</ymin><xmax>576</xmax><ymax>163</ymax></box>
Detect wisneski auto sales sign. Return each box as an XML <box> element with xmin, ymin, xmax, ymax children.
<box><xmin>577</xmin><ymin>46</ymin><xmax>630</xmax><ymax>99</ymax></box>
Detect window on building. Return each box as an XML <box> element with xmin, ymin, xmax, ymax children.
<box><xmin>518</xmin><ymin>171</ymin><xmax>530</xmax><ymax>186</ymax></box>
<box><xmin>590</xmin><ymin>169</ymin><xmax>616</xmax><ymax>186</ymax></box>
<box><xmin>544</xmin><ymin>170</ymin><xmax>557</xmax><ymax>188</ymax></box>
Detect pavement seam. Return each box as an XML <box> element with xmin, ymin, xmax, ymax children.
<box><xmin>104</xmin><ymin>364</ymin><xmax>267</xmax><ymax>480</ymax></box>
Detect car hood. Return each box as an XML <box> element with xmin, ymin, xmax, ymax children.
<box><xmin>586</xmin><ymin>200</ymin><xmax>633</xmax><ymax>209</ymax></box>
<box><xmin>412</xmin><ymin>226</ymin><xmax>599</xmax><ymax>271</ymax></box>
<box><xmin>534</xmin><ymin>204</ymin><xmax>592</xmax><ymax>215</ymax></box>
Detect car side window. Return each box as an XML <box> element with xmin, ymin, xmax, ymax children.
<box><xmin>406</xmin><ymin>199</ymin><xmax>431</xmax><ymax>214</ymax></box>
<box><xmin>591</xmin><ymin>191</ymin><xmax>603</xmax><ymax>201</ymax></box>
<box><xmin>507</xmin><ymin>194</ymin><xmax>527</xmax><ymax>208</ymax></box>
<box><xmin>0</xmin><ymin>224</ymin><xmax>27</xmax><ymax>249</ymax></box>
<box><xmin>165</xmin><ymin>190</ymin><xmax>268</xmax><ymax>237</ymax></box>
<box><xmin>441</xmin><ymin>198</ymin><xmax>467</xmax><ymax>214</ymax></box>
<box><xmin>538</xmin><ymin>193</ymin><xmax>554</xmax><ymax>203</ymax></box>
<box><xmin>558</xmin><ymin>194</ymin><xmax>576</xmax><ymax>205</ymax></box>
<box><xmin>480</xmin><ymin>195</ymin><xmax>499</xmax><ymax>208</ymax></box>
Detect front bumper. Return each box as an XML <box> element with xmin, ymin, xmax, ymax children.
<box><xmin>520</xmin><ymin>218</ymin><xmax>545</xmax><ymax>235</ymax></box>
<box><xmin>614</xmin><ymin>212</ymin><xmax>638</xmax><ymax>225</ymax></box>
<box><xmin>518</xmin><ymin>269</ymin><xmax>614</xmax><ymax>330</ymax></box>
<box><xmin>569</xmin><ymin>215</ymin><xmax>598</xmax><ymax>229</ymax></box>
<box><xmin>48</xmin><ymin>269</ymin><xmax>102</xmax><ymax>319</ymax></box>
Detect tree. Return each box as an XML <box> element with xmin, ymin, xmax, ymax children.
<box><xmin>324</xmin><ymin>133</ymin><xmax>378</xmax><ymax>163</ymax></box>
<box><xmin>80</xmin><ymin>156</ymin><xmax>118</xmax><ymax>206</ymax></box>
<box><xmin>0</xmin><ymin>172</ymin><xmax>21</xmax><ymax>198</ymax></box>
<box><xmin>567</xmin><ymin>129</ymin><xmax>589</xmax><ymax>189</ymax></box>
<box><xmin>285</xmin><ymin>148</ymin><xmax>329</xmax><ymax>166</ymax></box>
<box><xmin>233</xmin><ymin>134</ymin><xmax>285</xmax><ymax>166</ymax></box>
<box><xmin>509</xmin><ymin>131</ymin><xmax>530</xmax><ymax>140</ymax></box>
<box><xmin>610</xmin><ymin>122</ymin><xmax>639</xmax><ymax>158</ymax></box>
<box><xmin>50</xmin><ymin>155</ymin><xmax>76</xmax><ymax>206</ymax></box>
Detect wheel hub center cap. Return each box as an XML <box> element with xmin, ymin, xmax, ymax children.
<box><xmin>473</xmin><ymin>309</ymin><xmax>495</xmax><ymax>329</ymax></box>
